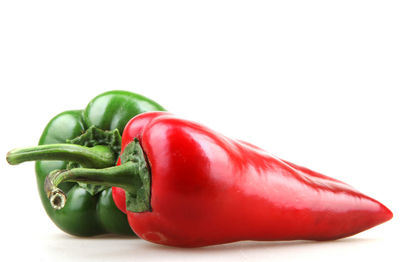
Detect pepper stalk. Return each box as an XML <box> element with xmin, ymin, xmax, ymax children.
<box><xmin>6</xmin><ymin>126</ymin><xmax>121</xmax><ymax>168</ymax></box>
<box><xmin>7</xmin><ymin>144</ymin><xmax>115</xmax><ymax>168</ymax></box>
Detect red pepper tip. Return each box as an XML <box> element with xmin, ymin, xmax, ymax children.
<box><xmin>380</xmin><ymin>203</ymin><xmax>393</xmax><ymax>223</ymax></box>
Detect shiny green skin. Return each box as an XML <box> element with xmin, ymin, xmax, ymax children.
<box><xmin>35</xmin><ymin>90</ymin><xmax>165</xmax><ymax>236</ymax></box>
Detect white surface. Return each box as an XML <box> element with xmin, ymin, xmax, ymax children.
<box><xmin>0</xmin><ymin>1</ymin><xmax>399</xmax><ymax>261</ymax></box>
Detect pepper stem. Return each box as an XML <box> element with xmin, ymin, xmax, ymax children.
<box><xmin>44</xmin><ymin>162</ymin><xmax>139</xmax><ymax>209</ymax></box>
<box><xmin>44</xmin><ymin>139</ymin><xmax>151</xmax><ymax>212</ymax></box>
<box><xmin>6</xmin><ymin>144</ymin><xmax>115</xmax><ymax>168</ymax></box>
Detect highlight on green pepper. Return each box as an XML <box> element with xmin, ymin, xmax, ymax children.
<box><xmin>6</xmin><ymin>90</ymin><xmax>165</xmax><ymax>236</ymax></box>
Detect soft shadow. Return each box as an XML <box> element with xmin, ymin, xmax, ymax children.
<box><xmin>44</xmin><ymin>233</ymin><xmax>376</xmax><ymax>261</ymax></box>
<box><xmin>139</xmin><ymin>237</ymin><xmax>373</xmax><ymax>253</ymax></box>
<box><xmin>66</xmin><ymin>233</ymin><xmax>137</xmax><ymax>240</ymax></box>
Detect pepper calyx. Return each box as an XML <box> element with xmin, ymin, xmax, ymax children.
<box><xmin>121</xmin><ymin>138</ymin><xmax>151</xmax><ymax>213</ymax></box>
<box><xmin>67</xmin><ymin>126</ymin><xmax>122</xmax><ymax>195</ymax></box>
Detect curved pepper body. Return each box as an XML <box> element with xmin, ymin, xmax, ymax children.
<box><xmin>35</xmin><ymin>91</ymin><xmax>165</xmax><ymax>236</ymax></box>
<box><xmin>114</xmin><ymin>112</ymin><xmax>392</xmax><ymax>247</ymax></box>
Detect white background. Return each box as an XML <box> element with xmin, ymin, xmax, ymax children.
<box><xmin>0</xmin><ymin>1</ymin><xmax>399</xmax><ymax>261</ymax></box>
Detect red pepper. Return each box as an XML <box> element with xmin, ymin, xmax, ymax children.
<box><xmin>115</xmin><ymin>111</ymin><xmax>392</xmax><ymax>246</ymax></box>
<box><xmin>46</xmin><ymin>111</ymin><xmax>392</xmax><ymax>247</ymax></box>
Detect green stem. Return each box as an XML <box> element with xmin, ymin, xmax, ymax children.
<box><xmin>6</xmin><ymin>144</ymin><xmax>115</xmax><ymax>168</ymax></box>
<box><xmin>44</xmin><ymin>162</ymin><xmax>140</xmax><ymax>210</ymax></box>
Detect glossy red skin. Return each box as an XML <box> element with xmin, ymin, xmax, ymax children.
<box><xmin>113</xmin><ymin>112</ymin><xmax>392</xmax><ymax>247</ymax></box>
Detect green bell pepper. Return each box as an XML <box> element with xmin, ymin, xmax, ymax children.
<box><xmin>6</xmin><ymin>90</ymin><xmax>165</xmax><ymax>236</ymax></box>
